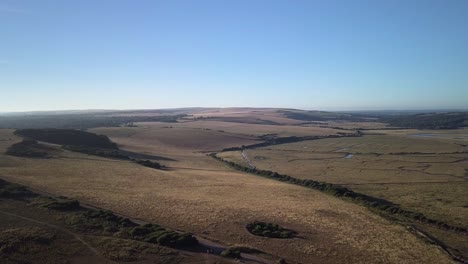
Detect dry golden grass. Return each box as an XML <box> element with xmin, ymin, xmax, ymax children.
<box><xmin>0</xmin><ymin>128</ymin><xmax>453</xmax><ymax>264</ymax></box>
<box><xmin>304</xmin><ymin>121</ymin><xmax>390</xmax><ymax>130</ymax></box>
<box><xmin>220</xmin><ymin>131</ymin><xmax>468</xmax><ymax>258</ymax></box>
<box><xmin>227</xmin><ymin>135</ymin><xmax>467</xmax><ymax>183</ymax></box>
<box><xmin>125</xmin><ymin>120</ymin><xmax>345</xmax><ymax>138</ymax></box>
<box><xmin>91</xmin><ymin>125</ymin><xmax>260</xmax><ymax>153</ymax></box>
<box><xmin>220</xmin><ymin>133</ymin><xmax>468</xmax><ymax>229</ymax></box>
<box><xmin>223</xmin><ymin>149</ymin><xmax>467</xmax><ymax>184</ymax></box>
<box><xmin>0</xmin><ymin>187</ymin><xmax>227</xmax><ymax>264</ymax></box>
<box><xmin>188</xmin><ymin>108</ymin><xmax>304</xmax><ymax>125</ymax></box>
<box><xmin>188</xmin><ymin>108</ymin><xmax>393</xmax><ymax>130</ymax></box>
<box><xmin>369</xmin><ymin>128</ymin><xmax>468</xmax><ymax>142</ymax></box>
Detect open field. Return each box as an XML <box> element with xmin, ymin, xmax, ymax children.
<box><xmin>0</xmin><ymin>128</ymin><xmax>454</xmax><ymax>263</ymax></box>
<box><xmin>370</xmin><ymin>128</ymin><xmax>468</xmax><ymax>142</ymax></box>
<box><xmin>303</xmin><ymin>120</ymin><xmax>391</xmax><ymax>130</ymax></box>
<box><xmin>219</xmin><ymin>131</ymin><xmax>468</xmax><ymax>258</ymax></box>
<box><xmin>187</xmin><ymin>108</ymin><xmax>306</xmax><ymax>125</ymax></box>
<box><xmin>104</xmin><ymin>120</ymin><xmax>346</xmax><ymax>139</ymax></box>
<box><xmin>0</xmin><ymin>179</ymin><xmax>235</xmax><ymax>264</ymax></box>
<box><xmin>221</xmin><ymin>134</ymin><xmax>467</xmax><ymax>183</ymax></box>
<box><xmin>91</xmin><ymin>125</ymin><xmax>262</xmax><ymax>153</ymax></box>
<box><xmin>220</xmin><ymin>134</ymin><xmax>468</xmax><ymax>225</ymax></box>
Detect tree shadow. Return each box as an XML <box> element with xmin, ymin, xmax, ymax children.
<box><xmin>118</xmin><ymin>150</ymin><xmax>176</xmax><ymax>161</ymax></box>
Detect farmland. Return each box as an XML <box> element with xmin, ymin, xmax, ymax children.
<box><xmin>0</xmin><ymin>108</ymin><xmax>466</xmax><ymax>263</ymax></box>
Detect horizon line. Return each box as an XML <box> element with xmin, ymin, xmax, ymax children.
<box><xmin>1</xmin><ymin>107</ymin><xmax>468</xmax><ymax>115</ymax></box>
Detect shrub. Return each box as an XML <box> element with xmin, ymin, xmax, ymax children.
<box><xmin>41</xmin><ymin>198</ymin><xmax>80</xmax><ymax>211</ymax></box>
<box><xmin>134</xmin><ymin>160</ymin><xmax>163</xmax><ymax>169</ymax></box>
<box><xmin>118</xmin><ymin>224</ymin><xmax>197</xmax><ymax>249</ymax></box>
<box><xmin>246</xmin><ymin>221</ymin><xmax>296</xmax><ymax>239</ymax></box>
<box><xmin>221</xmin><ymin>247</ymin><xmax>241</xmax><ymax>258</ymax></box>
<box><xmin>154</xmin><ymin>232</ymin><xmax>198</xmax><ymax>248</ymax></box>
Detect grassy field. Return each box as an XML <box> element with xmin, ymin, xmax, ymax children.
<box><xmin>0</xmin><ymin>179</ymin><xmax>231</xmax><ymax>264</ymax></box>
<box><xmin>370</xmin><ymin>128</ymin><xmax>468</xmax><ymax>142</ymax></box>
<box><xmin>105</xmin><ymin>119</ymin><xmax>346</xmax><ymax>139</ymax></box>
<box><xmin>219</xmin><ymin>131</ymin><xmax>468</xmax><ymax>258</ymax></box>
<box><xmin>222</xmin><ymin>135</ymin><xmax>467</xmax><ymax>184</ymax></box>
<box><xmin>91</xmin><ymin>125</ymin><xmax>261</xmax><ymax>153</ymax></box>
<box><xmin>187</xmin><ymin>107</ymin><xmax>306</xmax><ymax>125</ymax></box>
<box><xmin>0</xmin><ymin>128</ymin><xmax>454</xmax><ymax>264</ymax></box>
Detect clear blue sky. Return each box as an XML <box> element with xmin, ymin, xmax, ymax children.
<box><xmin>1</xmin><ymin>0</ymin><xmax>467</xmax><ymax>112</ymax></box>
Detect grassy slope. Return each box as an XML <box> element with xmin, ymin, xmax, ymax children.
<box><xmin>0</xmin><ymin>185</ymin><xmax>228</xmax><ymax>264</ymax></box>
<box><xmin>0</xmin><ymin>128</ymin><xmax>454</xmax><ymax>264</ymax></box>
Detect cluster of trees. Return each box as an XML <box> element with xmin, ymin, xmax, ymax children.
<box><xmin>15</xmin><ymin>129</ymin><xmax>118</xmax><ymax>149</ymax></box>
<box><xmin>80</xmin><ymin>210</ymin><xmax>198</xmax><ymax>248</ymax></box>
<box><xmin>210</xmin><ymin>154</ymin><xmax>467</xmax><ymax>233</ymax></box>
<box><xmin>36</xmin><ymin>196</ymin><xmax>81</xmax><ymax>211</ymax></box>
<box><xmin>79</xmin><ymin>209</ymin><xmax>136</xmax><ymax>231</ymax></box>
<box><xmin>0</xmin><ymin>179</ymin><xmax>37</xmax><ymax>199</ymax></box>
<box><xmin>126</xmin><ymin>223</ymin><xmax>198</xmax><ymax>248</ymax></box>
<box><xmin>220</xmin><ymin>246</ymin><xmax>262</xmax><ymax>259</ymax></box>
<box><xmin>220</xmin><ymin>248</ymin><xmax>241</xmax><ymax>258</ymax></box>
<box><xmin>383</xmin><ymin>112</ymin><xmax>468</xmax><ymax>129</ymax></box>
<box><xmin>246</xmin><ymin>221</ymin><xmax>296</xmax><ymax>238</ymax></box>
<box><xmin>5</xmin><ymin>139</ymin><xmax>50</xmax><ymax>158</ymax></box>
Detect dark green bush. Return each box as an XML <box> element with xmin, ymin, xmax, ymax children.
<box><xmin>118</xmin><ymin>223</ymin><xmax>197</xmax><ymax>249</ymax></box>
<box><xmin>246</xmin><ymin>221</ymin><xmax>295</xmax><ymax>238</ymax></box>
<box><xmin>41</xmin><ymin>198</ymin><xmax>80</xmax><ymax>211</ymax></box>
<box><xmin>134</xmin><ymin>160</ymin><xmax>163</xmax><ymax>169</ymax></box>
<box><xmin>221</xmin><ymin>247</ymin><xmax>241</xmax><ymax>258</ymax></box>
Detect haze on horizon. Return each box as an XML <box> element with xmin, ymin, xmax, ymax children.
<box><xmin>1</xmin><ymin>0</ymin><xmax>467</xmax><ymax>112</ymax></box>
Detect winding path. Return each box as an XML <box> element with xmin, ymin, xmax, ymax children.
<box><xmin>242</xmin><ymin>150</ymin><xmax>256</xmax><ymax>169</ymax></box>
